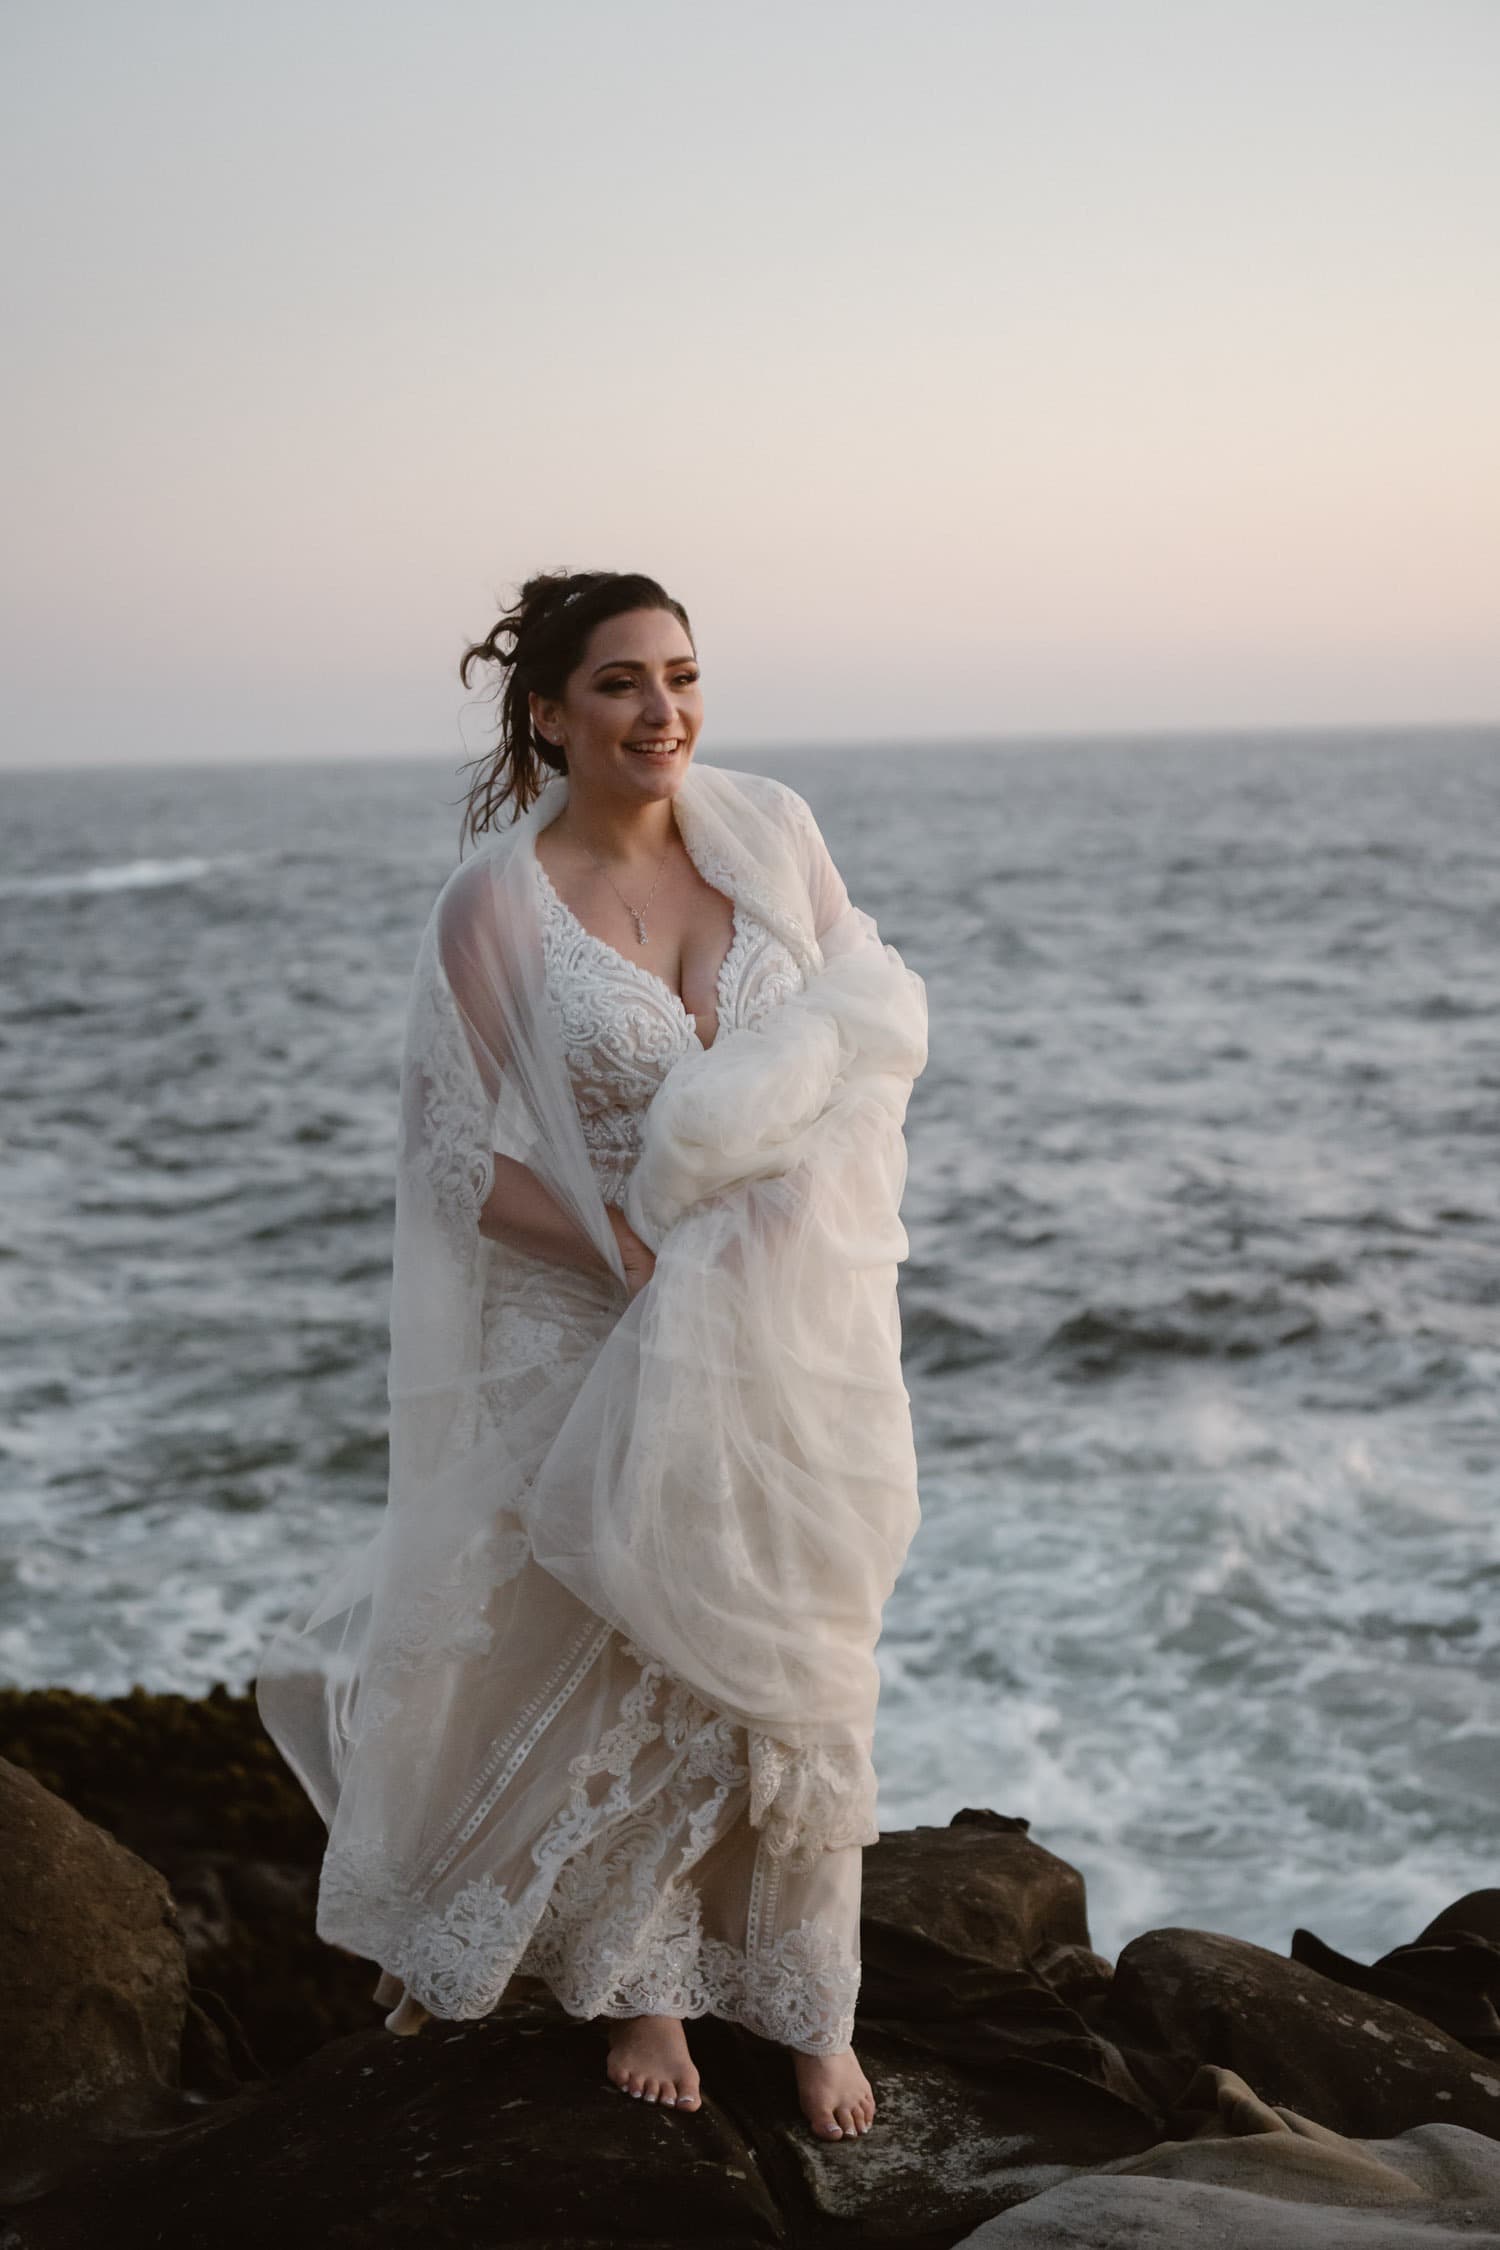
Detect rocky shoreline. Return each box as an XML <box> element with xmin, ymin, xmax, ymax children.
<box><xmin>1</xmin><ymin>1684</ymin><xmax>1498</xmax><ymax>2246</ymax></box>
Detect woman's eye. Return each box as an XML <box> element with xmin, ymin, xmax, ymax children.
<box><xmin>600</xmin><ymin>672</ymin><xmax>699</xmax><ymax>689</ymax></box>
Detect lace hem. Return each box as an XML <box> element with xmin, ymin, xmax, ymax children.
<box><xmin>318</xmin><ymin>1637</ymin><xmax>862</xmax><ymax>2055</ymax></box>
<box><xmin>327</xmin><ymin>1856</ymin><xmax>859</xmax><ymax>2054</ymax></box>
<box><xmin>529</xmin><ymin>1911</ymin><xmax>860</xmax><ymax>2054</ymax></box>
<box><xmin>321</xmin><ymin>1836</ymin><xmax>861</xmax><ymax>2054</ymax></box>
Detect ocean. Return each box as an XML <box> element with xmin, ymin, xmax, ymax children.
<box><xmin>2</xmin><ymin>728</ymin><xmax>1497</xmax><ymax>1965</ymax></box>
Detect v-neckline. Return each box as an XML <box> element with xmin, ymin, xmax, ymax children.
<box><xmin>533</xmin><ymin>854</ymin><xmax>741</xmax><ymax>1052</ymax></box>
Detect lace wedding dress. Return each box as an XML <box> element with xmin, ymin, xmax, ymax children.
<box><xmin>318</xmin><ymin>845</ymin><xmax>865</xmax><ymax>2053</ymax></box>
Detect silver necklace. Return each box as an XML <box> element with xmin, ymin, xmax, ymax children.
<box><xmin>578</xmin><ymin>834</ymin><xmax>673</xmax><ymax>946</ymax></box>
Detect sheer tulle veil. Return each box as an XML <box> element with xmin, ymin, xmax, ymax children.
<box><xmin>256</xmin><ymin>760</ymin><xmax>928</xmax><ymax>1880</ymax></box>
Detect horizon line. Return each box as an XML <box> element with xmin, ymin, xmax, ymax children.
<box><xmin>3</xmin><ymin>714</ymin><xmax>1497</xmax><ymax>781</ymax></box>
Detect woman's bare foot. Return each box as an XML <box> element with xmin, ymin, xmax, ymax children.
<box><xmin>604</xmin><ymin>2013</ymin><xmax>702</xmax><ymax>2109</ymax></box>
<box><xmin>794</xmin><ymin>2047</ymin><xmax>876</xmax><ymax>2139</ymax></box>
<box><xmin>372</xmin><ymin>1969</ymin><xmax>403</xmax><ymax>2010</ymax></box>
<box><xmin>383</xmin><ymin>1985</ymin><xmax>431</xmax><ymax>2037</ymax></box>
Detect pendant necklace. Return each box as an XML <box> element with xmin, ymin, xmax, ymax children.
<box><xmin>579</xmin><ymin>834</ymin><xmax>673</xmax><ymax>946</ymax></box>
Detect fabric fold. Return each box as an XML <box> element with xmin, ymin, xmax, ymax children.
<box><xmin>527</xmin><ymin>922</ymin><xmax>928</xmax><ymax>1863</ymax></box>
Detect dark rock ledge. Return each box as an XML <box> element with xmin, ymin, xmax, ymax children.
<box><xmin>1</xmin><ymin>1685</ymin><xmax>1498</xmax><ymax>2249</ymax></box>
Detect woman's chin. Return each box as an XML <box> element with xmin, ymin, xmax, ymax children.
<box><xmin>616</xmin><ymin>750</ymin><xmax>690</xmax><ymax>793</ymax></box>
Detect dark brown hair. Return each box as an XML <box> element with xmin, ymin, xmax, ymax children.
<box><xmin>455</xmin><ymin>569</ymin><xmax>694</xmax><ymax>845</ymax></box>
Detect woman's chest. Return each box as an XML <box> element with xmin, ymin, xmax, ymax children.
<box><xmin>535</xmin><ymin>858</ymin><xmax>805</xmax><ymax>1114</ymax></box>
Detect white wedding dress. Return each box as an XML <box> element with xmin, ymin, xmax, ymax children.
<box><xmin>317</xmin><ymin>847</ymin><xmax>865</xmax><ymax>2053</ymax></box>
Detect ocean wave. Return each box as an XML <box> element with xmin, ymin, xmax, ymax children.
<box><xmin>0</xmin><ymin>854</ymin><xmax>256</xmax><ymax>901</ymax></box>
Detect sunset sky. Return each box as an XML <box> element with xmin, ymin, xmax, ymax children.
<box><xmin>3</xmin><ymin>0</ymin><xmax>1497</xmax><ymax>769</ymax></box>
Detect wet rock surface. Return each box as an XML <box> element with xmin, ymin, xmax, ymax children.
<box><xmin>1</xmin><ymin>1686</ymin><xmax>1497</xmax><ymax>2247</ymax></box>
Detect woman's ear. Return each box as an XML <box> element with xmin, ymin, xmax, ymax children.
<box><xmin>529</xmin><ymin>689</ymin><xmax>560</xmax><ymax>748</ymax></box>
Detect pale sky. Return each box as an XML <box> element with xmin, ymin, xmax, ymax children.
<box><xmin>3</xmin><ymin>0</ymin><xmax>1497</xmax><ymax>770</ymax></box>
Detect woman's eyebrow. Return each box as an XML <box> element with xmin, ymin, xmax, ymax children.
<box><xmin>590</xmin><ymin>655</ymin><xmax>697</xmax><ymax>677</ymax></box>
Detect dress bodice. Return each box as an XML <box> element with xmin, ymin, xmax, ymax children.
<box><xmin>535</xmin><ymin>855</ymin><xmax>805</xmax><ymax>1206</ymax></box>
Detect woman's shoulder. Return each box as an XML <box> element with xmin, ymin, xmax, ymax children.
<box><xmin>692</xmin><ymin>763</ymin><xmax>817</xmax><ymax>832</ymax></box>
<box><xmin>418</xmin><ymin>827</ymin><xmax>528</xmax><ymax>974</ymax></box>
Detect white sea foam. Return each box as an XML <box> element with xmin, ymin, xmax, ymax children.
<box><xmin>0</xmin><ymin>852</ymin><xmax>256</xmax><ymax>900</ymax></box>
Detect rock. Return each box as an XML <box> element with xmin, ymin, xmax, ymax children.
<box><xmin>0</xmin><ymin>1760</ymin><xmax>192</xmax><ymax>2202</ymax></box>
<box><xmin>0</xmin><ymin>1684</ymin><xmax>374</xmax><ymax>2073</ymax></box>
<box><xmin>958</xmin><ymin>2153</ymin><xmax>1500</xmax><ymax>2247</ymax></box>
<box><xmin>953</xmin><ymin>2064</ymin><xmax>1500</xmax><ymax>2246</ymax></box>
<box><xmin>858</xmin><ymin>1810</ymin><xmax>1154</xmax><ymax>2118</ymax></box>
<box><xmin>7</xmin><ymin>1678</ymin><xmax>1499</xmax><ymax>2245</ymax></box>
<box><xmin>1292</xmin><ymin>1890</ymin><xmax>1500</xmax><ymax>2061</ymax></box>
<box><xmin>1099</xmin><ymin>1926</ymin><xmax>1500</xmax><ymax>2140</ymax></box>
<box><xmin>3</xmin><ymin>2001</ymin><xmax>1155</xmax><ymax>2250</ymax></box>
<box><xmin>1</xmin><ymin>2005</ymin><xmax>784</xmax><ymax>2250</ymax></box>
<box><xmin>860</xmin><ymin>1809</ymin><xmax>1094</xmax><ymax>2001</ymax></box>
<box><xmin>1</xmin><ymin>1810</ymin><xmax>1162</xmax><ymax>2248</ymax></box>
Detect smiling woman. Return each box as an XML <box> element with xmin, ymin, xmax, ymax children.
<box><xmin>254</xmin><ymin>568</ymin><xmax>928</xmax><ymax>2146</ymax></box>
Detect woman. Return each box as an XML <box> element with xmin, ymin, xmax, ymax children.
<box><xmin>255</xmin><ymin>569</ymin><xmax>928</xmax><ymax>2143</ymax></box>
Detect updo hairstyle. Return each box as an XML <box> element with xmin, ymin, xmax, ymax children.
<box><xmin>456</xmin><ymin>569</ymin><xmax>694</xmax><ymax>844</ymax></box>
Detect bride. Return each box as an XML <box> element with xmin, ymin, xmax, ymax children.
<box><xmin>255</xmin><ymin>568</ymin><xmax>928</xmax><ymax>2143</ymax></box>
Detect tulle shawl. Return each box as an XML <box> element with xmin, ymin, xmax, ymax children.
<box><xmin>257</xmin><ymin>761</ymin><xmax>928</xmax><ymax>1868</ymax></box>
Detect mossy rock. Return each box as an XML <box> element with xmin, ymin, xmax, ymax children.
<box><xmin>0</xmin><ymin>1681</ymin><xmax>323</xmax><ymax>1863</ymax></box>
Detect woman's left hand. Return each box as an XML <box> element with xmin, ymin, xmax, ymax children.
<box><xmin>608</xmin><ymin>1206</ymin><xmax>657</xmax><ymax>1302</ymax></box>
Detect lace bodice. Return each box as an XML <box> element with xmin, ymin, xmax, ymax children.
<box><xmin>535</xmin><ymin>856</ymin><xmax>805</xmax><ymax>1205</ymax></box>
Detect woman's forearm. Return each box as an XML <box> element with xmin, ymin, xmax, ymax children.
<box><xmin>479</xmin><ymin>1154</ymin><xmax>616</xmax><ymax>1278</ymax></box>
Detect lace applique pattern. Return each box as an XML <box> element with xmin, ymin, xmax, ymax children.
<box><xmin>383</xmin><ymin>1516</ymin><xmax>533</xmax><ymax>1672</ymax></box>
<box><xmin>398</xmin><ymin>918</ymin><xmax>494</xmax><ymax>1263</ymax></box>
<box><xmin>747</xmin><ymin>1732</ymin><xmax>882</xmax><ymax>1870</ymax></box>
<box><xmin>533</xmin><ymin>856</ymin><xmax>806</xmax><ymax>1204</ymax></box>
<box><xmin>319</xmin><ymin>1637</ymin><xmax>862</xmax><ymax>2053</ymax></box>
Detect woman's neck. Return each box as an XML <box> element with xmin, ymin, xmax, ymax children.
<box><xmin>551</xmin><ymin>782</ymin><xmax>679</xmax><ymax>870</ymax></box>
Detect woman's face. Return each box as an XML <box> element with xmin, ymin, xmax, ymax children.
<box><xmin>532</xmin><ymin>607</ymin><xmax>703</xmax><ymax>807</ymax></box>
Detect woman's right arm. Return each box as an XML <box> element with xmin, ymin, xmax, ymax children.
<box><xmin>435</xmin><ymin>860</ymin><xmax>655</xmax><ymax>1298</ymax></box>
<box><xmin>481</xmin><ymin>1157</ymin><xmax>657</xmax><ymax>1300</ymax></box>
<box><xmin>479</xmin><ymin>1153</ymin><xmax>610</xmax><ymax>1271</ymax></box>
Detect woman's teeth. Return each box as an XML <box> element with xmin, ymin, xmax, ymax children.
<box><xmin>626</xmin><ymin>741</ymin><xmax>679</xmax><ymax>757</ymax></box>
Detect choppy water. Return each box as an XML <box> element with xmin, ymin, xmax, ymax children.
<box><xmin>2</xmin><ymin>731</ymin><xmax>1497</xmax><ymax>1963</ymax></box>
